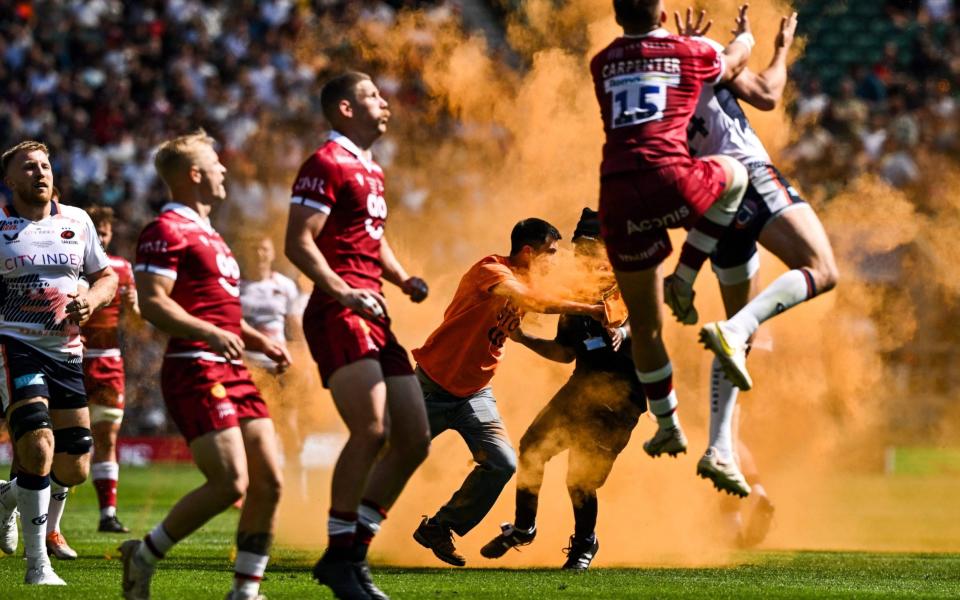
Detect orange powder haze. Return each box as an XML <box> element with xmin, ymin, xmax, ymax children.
<box><xmin>265</xmin><ymin>0</ymin><xmax>960</xmax><ymax>567</ymax></box>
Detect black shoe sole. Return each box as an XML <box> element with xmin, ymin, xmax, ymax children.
<box><xmin>413</xmin><ymin>530</ymin><xmax>466</xmax><ymax>567</ymax></box>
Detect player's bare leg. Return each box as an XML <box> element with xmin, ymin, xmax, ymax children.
<box><xmin>703</xmin><ymin>205</ymin><xmax>838</xmax><ymax>390</ymax></box>
<box><xmin>43</xmin><ymin>406</ymin><xmax>92</xmax><ymax>561</ymax></box>
<box><xmin>122</xmin><ymin>428</ymin><xmax>249</xmax><ymax>600</ymax></box>
<box><xmin>314</xmin><ymin>359</ymin><xmax>388</xmax><ymax>599</ymax></box>
<box><xmin>91</xmin><ymin>394</ymin><xmax>129</xmax><ymax>533</ymax></box>
<box><xmin>614</xmin><ymin>265</ymin><xmax>687</xmax><ymax>457</ymax></box>
<box><xmin>351</xmin><ymin>374</ymin><xmax>429</xmax><ymax>599</ymax></box>
<box><xmin>232</xmin><ymin>417</ymin><xmax>282</xmax><ymax>600</ymax></box>
<box><xmin>735</xmin><ymin>439</ymin><xmax>774</xmax><ymax>547</ymax></box>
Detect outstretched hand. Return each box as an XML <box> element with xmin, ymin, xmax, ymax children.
<box><xmin>732</xmin><ymin>3</ymin><xmax>751</xmax><ymax>37</ymax></box>
<box><xmin>674</xmin><ymin>7</ymin><xmax>712</xmax><ymax>37</ymax></box>
<box><xmin>776</xmin><ymin>12</ymin><xmax>798</xmax><ymax>50</ymax></box>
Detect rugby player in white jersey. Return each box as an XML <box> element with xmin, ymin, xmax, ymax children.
<box><xmin>0</xmin><ymin>141</ymin><xmax>118</xmax><ymax>584</ymax></box>
<box><xmin>670</xmin><ymin>13</ymin><xmax>838</xmax><ymax>523</ymax></box>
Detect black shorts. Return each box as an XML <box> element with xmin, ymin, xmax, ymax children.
<box><xmin>0</xmin><ymin>336</ymin><xmax>87</xmax><ymax>413</ymax></box>
<box><xmin>711</xmin><ymin>163</ymin><xmax>808</xmax><ymax>284</ymax></box>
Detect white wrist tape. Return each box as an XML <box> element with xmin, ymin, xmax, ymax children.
<box><xmin>734</xmin><ymin>32</ymin><xmax>755</xmax><ymax>51</ymax></box>
<box><xmin>618</xmin><ymin>326</ymin><xmax>629</xmax><ymax>340</ymax></box>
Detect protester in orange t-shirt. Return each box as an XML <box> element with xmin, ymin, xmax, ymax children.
<box><xmin>411</xmin><ymin>218</ymin><xmax>606</xmax><ymax>567</ymax></box>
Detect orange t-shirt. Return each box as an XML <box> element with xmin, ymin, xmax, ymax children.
<box><xmin>413</xmin><ymin>255</ymin><xmax>524</xmax><ymax>397</ymax></box>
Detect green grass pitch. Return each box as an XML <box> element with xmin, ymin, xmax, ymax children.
<box><xmin>0</xmin><ymin>464</ymin><xmax>958</xmax><ymax>598</ymax></box>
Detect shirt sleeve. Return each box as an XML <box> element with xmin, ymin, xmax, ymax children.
<box><xmin>474</xmin><ymin>259</ymin><xmax>515</xmax><ymax>295</ymax></box>
<box><xmin>81</xmin><ymin>213</ymin><xmax>110</xmax><ymax>275</ymax></box>
<box><xmin>134</xmin><ymin>219</ymin><xmax>188</xmax><ymax>281</ymax></box>
<box><xmin>691</xmin><ymin>37</ymin><xmax>725</xmax><ymax>85</ymax></box>
<box><xmin>290</xmin><ymin>151</ymin><xmax>339</xmax><ymax>214</ymax></box>
<box><xmin>282</xmin><ymin>275</ymin><xmax>300</xmax><ymax>316</ymax></box>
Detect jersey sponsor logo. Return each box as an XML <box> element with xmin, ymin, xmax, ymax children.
<box><xmin>210</xmin><ymin>383</ymin><xmax>227</xmax><ymax>399</ymax></box>
<box><xmin>1</xmin><ymin>221</ymin><xmax>20</xmax><ymax>231</ymax></box>
<box><xmin>3</xmin><ymin>232</ymin><xmax>19</xmax><ymax>242</ymax></box>
<box><xmin>31</xmin><ymin>514</ymin><xmax>47</xmax><ymax>526</ymax></box>
<box><xmin>617</xmin><ymin>238</ymin><xmax>669</xmax><ymax>264</ymax></box>
<box><xmin>13</xmin><ymin>373</ymin><xmax>45</xmax><ymax>389</ymax></box>
<box><xmin>294</xmin><ymin>175</ymin><xmax>325</xmax><ymax>194</ymax></box>
<box><xmin>138</xmin><ymin>239</ymin><xmax>169</xmax><ymax>254</ymax></box>
<box><xmin>625</xmin><ymin>206</ymin><xmax>690</xmax><ymax>234</ymax></box>
<box><xmin>60</xmin><ymin>230</ymin><xmax>75</xmax><ymax>240</ymax></box>
<box><xmin>215</xmin><ymin>401</ymin><xmax>236</xmax><ymax>421</ymax></box>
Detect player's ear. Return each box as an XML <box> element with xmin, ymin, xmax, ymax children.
<box><xmin>339</xmin><ymin>98</ymin><xmax>353</xmax><ymax>120</ymax></box>
<box><xmin>659</xmin><ymin>10</ymin><xmax>667</xmax><ymax>25</ymax></box>
<box><xmin>189</xmin><ymin>164</ymin><xmax>202</xmax><ymax>184</ymax></box>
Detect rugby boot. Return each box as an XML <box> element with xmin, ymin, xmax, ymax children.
<box><xmin>46</xmin><ymin>530</ymin><xmax>78</xmax><ymax>560</ymax></box>
<box><xmin>312</xmin><ymin>552</ymin><xmax>370</xmax><ymax>600</ymax></box>
<box><xmin>354</xmin><ymin>559</ymin><xmax>390</xmax><ymax>600</ymax></box>
<box><xmin>699</xmin><ymin>322</ymin><xmax>753</xmax><ymax>390</ymax></box>
<box><xmin>413</xmin><ymin>516</ymin><xmax>466</xmax><ymax>566</ymax></box>
<box><xmin>99</xmin><ymin>514</ymin><xmax>131</xmax><ymax>533</ymax></box>
<box><xmin>561</xmin><ymin>534</ymin><xmax>599</xmax><ymax>570</ymax></box>
<box><xmin>120</xmin><ymin>539</ymin><xmax>155</xmax><ymax>600</ymax></box>
<box><xmin>643</xmin><ymin>425</ymin><xmax>688</xmax><ymax>458</ymax></box>
<box><xmin>224</xmin><ymin>591</ymin><xmax>267</xmax><ymax>600</ymax></box>
<box><xmin>664</xmin><ymin>274</ymin><xmax>698</xmax><ymax>325</ymax></box>
<box><xmin>696</xmin><ymin>447</ymin><xmax>751</xmax><ymax>498</ymax></box>
<box><xmin>0</xmin><ymin>479</ymin><xmax>19</xmax><ymax>554</ymax></box>
<box><xmin>741</xmin><ymin>494</ymin><xmax>775</xmax><ymax>548</ymax></box>
<box><xmin>480</xmin><ymin>522</ymin><xmax>537</xmax><ymax>559</ymax></box>
<box><xmin>25</xmin><ymin>558</ymin><xmax>66</xmax><ymax>585</ymax></box>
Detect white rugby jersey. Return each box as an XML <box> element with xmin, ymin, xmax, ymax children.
<box><xmin>239</xmin><ymin>271</ymin><xmax>299</xmax><ymax>343</ymax></box>
<box><xmin>0</xmin><ymin>201</ymin><xmax>110</xmax><ymax>362</ymax></box>
<box><xmin>687</xmin><ymin>37</ymin><xmax>771</xmax><ymax>166</ymax></box>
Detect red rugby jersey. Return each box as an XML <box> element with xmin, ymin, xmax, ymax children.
<box><xmin>82</xmin><ymin>254</ymin><xmax>134</xmax><ymax>351</ymax></box>
<box><xmin>134</xmin><ymin>203</ymin><xmax>243</xmax><ymax>359</ymax></box>
<box><xmin>590</xmin><ymin>28</ymin><xmax>724</xmax><ymax>175</ymax></box>
<box><xmin>290</xmin><ymin>132</ymin><xmax>387</xmax><ymax>311</ymax></box>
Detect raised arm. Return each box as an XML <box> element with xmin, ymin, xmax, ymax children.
<box><xmin>491</xmin><ymin>278</ymin><xmax>606</xmax><ymax>323</ymax></box>
<box><xmin>135</xmin><ymin>270</ymin><xmax>244</xmax><ymax>360</ymax></box>
<box><xmin>675</xmin><ymin>5</ymin><xmax>754</xmax><ymax>84</ymax></box>
<box><xmin>727</xmin><ymin>12</ymin><xmax>798</xmax><ymax>110</ymax></box>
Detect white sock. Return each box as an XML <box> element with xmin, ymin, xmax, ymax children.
<box><xmin>725</xmin><ymin>269</ymin><xmax>813</xmax><ymax>343</ymax></box>
<box><xmin>233</xmin><ymin>551</ymin><xmax>269</xmax><ymax>596</ymax></box>
<box><xmin>47</xmin><ymin>481</ymin><xmax>68</xmax><ymax>534</ymax></box>
<box><xmin>752</xmin><ymin>483</ymin><xmax>767</xmax><ymax>498</ymax></box>
<box><xmin>709</xmin><ymin>358</ymin><xmax>738</xmax><ymax>460</ymax></box>
<box><xmin>138</xmin><ymin>523</ymin><xmax>176</xmax><ymax>565</ymax></box>
<box><xmin>636</xmin><ymin>365</ymin><xmax>680</xmax><ymax>429</ymax></box>
<box><xmin>17</xmin><ymin>475</ymin><xmax>51</xmax><ymax>562</ymax></box>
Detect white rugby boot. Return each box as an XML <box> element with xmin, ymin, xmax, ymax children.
<box><xmin>643</xmin><ymin>425</ymin><xmax>688</xmax><ymax>458</ymax></box>
<box><xmin>664</xmin><ymin>274</ymin><xmax>698</xmax><ymax>325</ymax></box>
<box><xmin>699</xmin><ymin>322</ymin><xmax>753</xmax><ymax>390</ymax></box>
<box><xmin>120</xmin><ymin>539</ymin><xmax>155</xmax><ymax>600</ymax></box>
<box><xmin>0</xmin><ymin>479</ymin><xmax>19</xmax><ymax>554</ymax></box>
<box><xmin>25</xmin><ymin>558</ymin><xmax>66</xmax><ymax>585</ymax></box>
<box><xmin>697</xmin><ymin>447</ymin><xmax>751</xmax><ymax>498</ymax></box>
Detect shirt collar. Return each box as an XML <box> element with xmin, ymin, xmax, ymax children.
<box><xmin>328</xmin><ymin>130</ymin><xmax>375</xmax><ymax>173</ymax></box>
<box><xmin>162</xmin><ymin>202</ymin><xmax>214</xmax><ymax>233</ymax></box>
<box><xmin>3</xmin><ymin>200</ymin><xmax>59</xmax><ymax>219</ymax></box>
<box><xmin>623</xmin><ymin>27</ymin><xmax>670</xmax><ymax>39</ymax></box>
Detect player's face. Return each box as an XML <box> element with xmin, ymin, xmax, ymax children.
<box><xmin>4</xmin><ymin>149</ymin><xmax>54</xmax><ymax>206</ymax></box>
<box><xmin>352</xmin><ymin>79</ymin><xmax>390</xmax><ymax>137</ymax></box>
<box><xmin>96</xmin><ymin>221</ymin><xmax>113</xmax><ymax>249</ymax></box>
<box><xmin>531</xmin><ymin>238</ymin><xmax>560</xmax><ymax>272</ymax></box>
<box><xmin>194</xmin><ymin>144</ymin><xmax>227</xmax><ymax>202</ymax></box>
<box><xmin>256</xmin><ymin>238</ymin><xmax>275</xmax><ymax>265</ymax></box>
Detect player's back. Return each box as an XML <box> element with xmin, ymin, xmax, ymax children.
<box><xmin>590</xmin><ymin>28</ymin><xmax>724</xmax><ymax>175</ymax></box>
<box><xmin>135</xmin><ymin>203</ymin><xmax>243</xmax><ymax>356</ymax></box>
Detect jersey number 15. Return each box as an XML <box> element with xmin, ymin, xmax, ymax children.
<box><xmin>605</xmin><ymin>74</ymin><xmax>670</xmax><ymax>129</ymax></box>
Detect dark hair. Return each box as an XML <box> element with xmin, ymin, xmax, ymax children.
<box><xmin>613</xmin><ymin>0</ymin><xmax>660</xmax><ymax>30</ymax></box>
<box><xmin>320</xmin><ymin>72</ymin><xmax>372</xmax><ymax>124</ymax></box>
<box><xmin>1</xmin><ymin>140</ymin><xmax>50</xmax><ymax>175</ymax></box>
<box><xmin>510</xmin><ymin>218</ymin><xmax>561</xmax><ymax>256</ymax></box>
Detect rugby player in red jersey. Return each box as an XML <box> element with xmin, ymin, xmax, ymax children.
<box><xmin>285</xmin><ymin>71</ymin><xmax>431</xmax><ymax>600</ymax></box>
<box><xmin>0</xmin><ymin>141</ymin><xmax>118</xmax><ymax>585</ymax></box>
<box><xmin>81</xmin><ymin>206</ymin><xmax>139</xmax><ymax>535</ymax></box>
<box><xmin>120</xmin><ymin>131</ymin><xmax>290</xmax><ymax>600</ymax></box>
<box><xmin>592</xmin><ymin>1</ymin><xmax>753</xmax><ymax>459</ymax></box>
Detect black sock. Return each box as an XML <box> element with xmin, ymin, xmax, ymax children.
<box><xmin>515</xmin><ymin>489</ymin><xmax>539</xmax><ymax>531</ymax></box>
<box><xmin>571</xmin><ymin>491</ymin><xmax>598</xmax><ymax>541</ymax></box>
<box><xmin>354</xmin><ymin>523</ymin><xmax>374</xmax><ymax>561</ymax></box>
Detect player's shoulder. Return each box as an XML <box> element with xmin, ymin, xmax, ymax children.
<box><xmin>692</xmin><ymin>36</ymin><xmax>725</xmax><ymax>53</ymax></box>
<box><xmin>272</xmin><ymin>270</ymin><xmax>297</xmax><ymax>289</ymax></box>
<box><xmin>475</xmin><ymin>254</ymin><xmax>514</xmax><ymax>275</ymax></box>
<box><xmin>138</xmin><ymin>209</ymin><xmax>188</xmax><ymax>244</ymax></box>
<box><xmin>57</xmin><ymin>203</ymin><xmax>95</xmax><ymax>226</ymax></box>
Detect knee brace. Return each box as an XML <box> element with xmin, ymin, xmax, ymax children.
<box><xmin>89</xmin><ymin>404</ymin><xmax>124</xmax><ymax>425</ymax></box>
<box><xmin>9</xmin><ymin>402</ymin><xmax>52</xmax><ymax>442</ymax></box>
<box><xmin>54</xmin><ymin>426</ymin><xmax>93</xmax><ymax>455</ymax></box>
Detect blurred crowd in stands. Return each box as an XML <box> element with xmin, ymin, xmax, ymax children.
<box><xmin>2</xmin><ymin>0</ymin><xmax>960</xmax><ymax>435</ymax></box>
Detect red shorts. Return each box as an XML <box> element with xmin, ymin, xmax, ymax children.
<box><xmin>83</xmin><ymin>354</ymin><xmax>125</xmax><ymax>409</ymax></box>
<box><xmin>160</xmin><ymin>357</ymin><xmax>270</xmax><ymax>443</ymax></box>
<box><xmin>599</xmin><ymin>158</ymin><xmax>727</xmax><ymax>271</ymax></box>
<box><xmin>303</xmin><ymin>303</ymin><xmax>414</xmax><ymax>387</ymax></box>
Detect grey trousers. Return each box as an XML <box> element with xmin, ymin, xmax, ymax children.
<box><xmin>417</xmin><ymin>368</ymin><xmax>517</xmax><ymax>537</ymax></box>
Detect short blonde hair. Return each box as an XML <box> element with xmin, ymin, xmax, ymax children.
<box><xmin>1</xmin><ymin>140</ymin><xmax>50</xmax><ymax>175</ymax></box>
<box><xmin>153</xmin><ymin>130</ymin><xmax>216</xmax><ymax>187</ymax></box>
